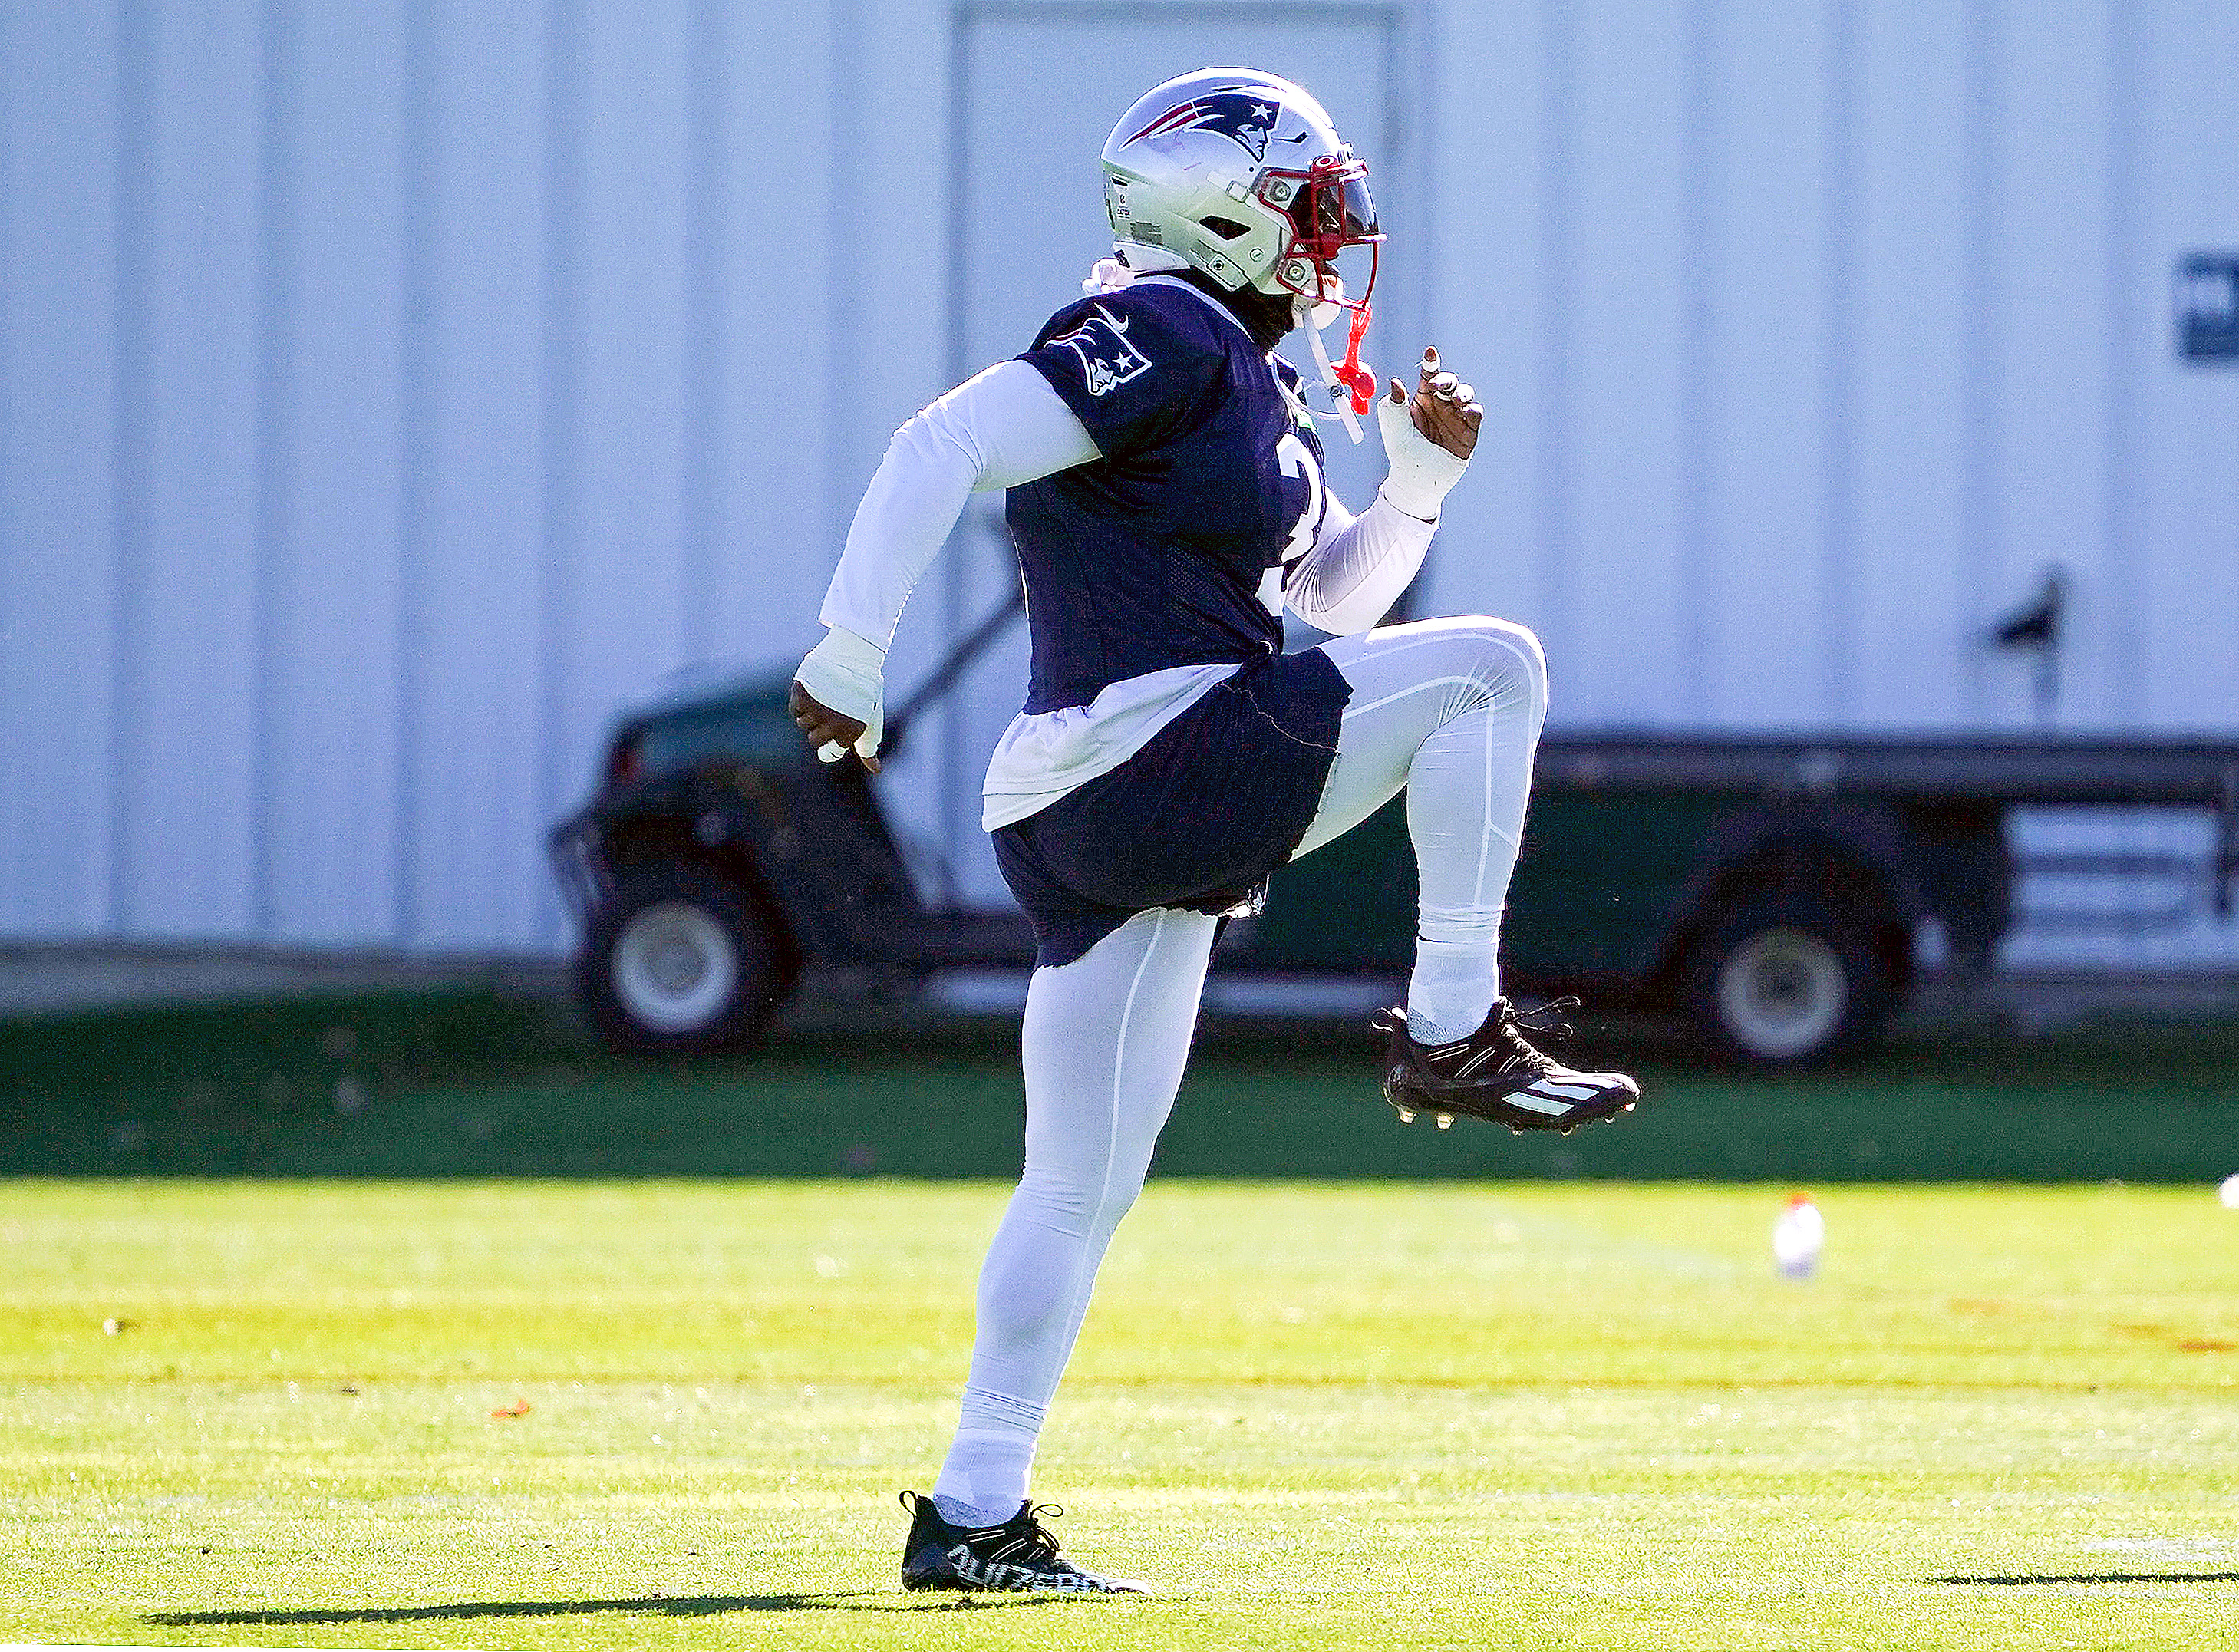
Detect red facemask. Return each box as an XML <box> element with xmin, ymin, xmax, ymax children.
<box><xmin>1257</xmin><ymin>153</ymin><xmax>1383</xmax><ymax>414</ymax></box>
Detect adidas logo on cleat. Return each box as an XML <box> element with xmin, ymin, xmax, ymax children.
<box><xmin>945</xmin><ymin>1544</ymin><xmax>1113</xmax><ymax>1592</ymax></box>
<box><xmin>898</xmin><ymin>1490</ymin><xmax>1149</xmax><ymax>1596</ymax></box>
<box><xmin>1372</xmin><ymin>998</ymin><xmax>1641</xmax><ymax>1136</ymax></box>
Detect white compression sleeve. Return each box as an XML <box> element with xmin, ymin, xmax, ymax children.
<box><xmin>1283</xmin><ymin>488</ymin><xmax>1436</xmax><ymax>635</ymax></box>
<box><xmin>818</xmin><ymin>360</ymin><xmax>1101</xmax><ymax>646</ymax></box>
<box><xmin>1284</xmin><ymin>385</ymin><xmax>1472</xmax><ymax>635</ymax></box>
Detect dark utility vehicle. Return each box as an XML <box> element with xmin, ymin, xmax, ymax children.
<box><xmin>552</xmin><ymin>641</ymin><xmax>2239</xmax><ymax>1067</ymax></box>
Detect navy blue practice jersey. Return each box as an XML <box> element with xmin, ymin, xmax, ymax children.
<box><xmin>1010</xmin><ymin>279</ymin><xmax>1330</xmax><ymax>715</ymax></box>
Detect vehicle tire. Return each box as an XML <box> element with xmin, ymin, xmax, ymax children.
<box><xmin>1681</xmin><ymin>889</ymin><xmax>1895</xmax><ymax>1068</ymax></box>
<box><xmin>580</xmin><ymin>862</ymin><xmax>793</xmax><ymax>1054</ymax></box>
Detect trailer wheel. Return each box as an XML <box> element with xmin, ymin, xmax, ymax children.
<box><xmin>581</xmin><ymin>862</ymin><xmax>792</xmax><ymax>1053</ymax></box>
<box><xmin>1682</xmin><ymin>890</ymin><xmax>1894</xmax><ymax>1067</ymax></box>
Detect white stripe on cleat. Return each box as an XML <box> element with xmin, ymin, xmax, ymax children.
<box><xmin>1509</xmin><ymin>1090</ymin><xmax>1573</xmax><ymax>1116</ymax></box>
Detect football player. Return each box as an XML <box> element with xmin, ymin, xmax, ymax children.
<box><xmin>790</xmin><ymin>68</ymin><xmax>1641</xmax><ymax>1594</ymax></box>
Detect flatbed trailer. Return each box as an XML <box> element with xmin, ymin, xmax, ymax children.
<box><xmin>1242</xmin><ymin>731</ymin><xmax>2239</xmax><ymax>1062</ymax></box>
<box><xmin>550</xmin><ymin>655</ymin><xmax>2239</xmax><ymax>1065</ymax></box>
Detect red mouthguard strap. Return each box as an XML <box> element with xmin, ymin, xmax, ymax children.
<box><xmin>1331</xmin><ymin>302</ymin><xmax>1376</xmax><ymax>414</ymax></box>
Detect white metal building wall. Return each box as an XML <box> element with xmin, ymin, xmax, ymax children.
<box><xmin>1</xmin><ymin>0</ymin><xmax>2234</xmax><ymax>953</ymax></box>
<box><xmin>0</xmin><ymin>0</ymin><xmax>872</xmax><ymax>951</ymax></box>
<box><xmin>1423</xmin><ymin>0</ymin><xmax>2238</xmax><ymax>736</ymax></box>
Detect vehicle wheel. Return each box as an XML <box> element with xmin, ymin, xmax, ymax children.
<box><xmin>580</xmin><ymin>862</ymin><xmax>793</xmax><ymax>1053</ymax></box>
<box><xmin>1682</xmin><ymin>890</ymin><xmax>1894</xmax><ymax>1067</ymax></box>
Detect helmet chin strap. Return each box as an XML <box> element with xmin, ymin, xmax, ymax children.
<box><xmin>1301</xmin><ymin>289</ymin><xmax>1374</xmax><ymax>444</ymax></box>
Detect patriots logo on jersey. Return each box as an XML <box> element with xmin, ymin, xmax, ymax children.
<box><xmin>1125</xmin><ymin>92</ymin><xmax>1278</xmax><ymax>163</ymax></box>
<box><xmin>1048</xmin><ymin>305</ymin><xmax>1153</xmax><ymax>397</ymax></box>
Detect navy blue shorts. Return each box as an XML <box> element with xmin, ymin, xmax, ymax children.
<box><xmin>992</xmin><ymin>647</ymin><xmax>1353</xmax><ymax>968</ymax></box>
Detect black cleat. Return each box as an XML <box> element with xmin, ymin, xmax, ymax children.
<box><xmin>898</xmin><ymin>1491</ymin><xmax>1149</xmax><ymax>1595</ymax></box>
<box><xmin>1372</xmin><ymin>997</ymin><xmax>1640</xmax><ymax>1135</ymax></box>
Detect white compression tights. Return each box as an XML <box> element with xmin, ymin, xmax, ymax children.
<box><xmin>932</xmin><ymin>616</ymin><xmax>1545</xmax><ymax>1518</ymax></box>
<box><xmin>932</xmin><ymin>905</ymin><xmax>1221</xmax><ymax>1519</ymax></box>
<box><xmin>1294</xmin><ymin>615</ymin><xmax>1549</xmax><ymax>1040</ymax></box>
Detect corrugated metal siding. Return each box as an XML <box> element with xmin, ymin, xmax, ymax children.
<box><xmin>1419</xmin><ymin>0</ymin><xmax>2237</xmax><ymax>740</ymax></box>
<box><xmin>1</xmin><ymin>5</ymin><xmax>123</xmax><ymax>938</ymax></box>
<box><xmin>1</xmin><ymin>0</ymin><xmax>2234</xmax><ymax>953</ymax></box>
<box><xmin>1</xmin><ymin>0</ymin><xmax>866</xmax><ymax>951</ymax></box>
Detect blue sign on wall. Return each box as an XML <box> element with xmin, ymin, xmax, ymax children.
<box><xmin>2178</xmin><ymin>252</ymin><xmax>2239</xmax><ymax>361</ymax></box>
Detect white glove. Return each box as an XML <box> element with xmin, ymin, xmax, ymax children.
<box><xmin>793</xmin><ymin>625</ymin><xmax>886</xmax><ymax>765</ymax></box>
<box><xmin>1375</xmin><ymin>384</ymin><xmax>1471</xmax><ymax>522</ymax></box>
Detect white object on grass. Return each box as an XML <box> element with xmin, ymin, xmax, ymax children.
<box><xmin>1773</xmin><ymin>1194</ymin><xmax>1825</xmax><ymax>1280</ymax></box>
<box><xmin>2220</xmin><ymin>1175</ymin><xmax>2239</xmax><ymax>1210</ymax></box>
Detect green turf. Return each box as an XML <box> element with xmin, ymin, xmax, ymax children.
<box><xmin>5</xmin><ymin>988</ymin><xmax>2239</xmax><ymax>1180</ymax></box>
<box><xmin>5</xmin><ymin>1179</ymin><xmax>2238</xmax><ymax>1649</ymax></box>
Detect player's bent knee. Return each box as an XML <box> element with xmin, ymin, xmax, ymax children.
<box><xmin>1495</xmin><ymin>618</ymin><xmax>1547</xmax><ymax>681</ymax></box>
<box><xmin>1445</xmin><ymin>616</ymin><xmax>1546</xmax><ymax>704</ymax></box>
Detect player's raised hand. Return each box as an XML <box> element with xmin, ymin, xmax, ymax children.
<box><xmin>1389</xmin><ymin>345</ymin><xmax>1482</xmax><ymax>460</ymax></box>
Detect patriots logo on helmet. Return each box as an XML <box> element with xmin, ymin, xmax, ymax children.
<box><xmin>1048</xmin><ymin>305</ymin><xmax>1153</xmax><ymax>397</ymax></box>
<box><xmin>1125</xmin><ymin>91</ymin><xmax>1278</xmax><ymax>163</ymax></box>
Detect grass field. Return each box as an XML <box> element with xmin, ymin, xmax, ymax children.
<box><xmin>7</xmin><ymin>1178</ymin><xmax>2239</xmax><ymax>1650</ymax></box>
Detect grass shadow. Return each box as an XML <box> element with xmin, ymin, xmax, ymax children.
<box><xmin>1931</xmin><ymin>1571</ymin><xmax>2239</xmax><ymax>1586</ymax></box>
<box><xmin>15</xmin><ymin>982</ymin><xmax>2239</xmax><ymax>1180</ymax></box>
<box><xmin>146</xmin><ymin>1589</ymin><xmax>1079</xmax><ymax>1624</ymax></box>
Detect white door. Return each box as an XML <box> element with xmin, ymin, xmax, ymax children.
<box><xmin>887</xmin><ymin>3</ymin><xmax>1403</xmax><ymax>909</ymax></box>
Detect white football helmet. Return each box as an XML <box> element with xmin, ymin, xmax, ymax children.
<box><xmin>1100</xmin><ymin>68</ymin><xmax>1381</xmax><ymax>317</ymax></box>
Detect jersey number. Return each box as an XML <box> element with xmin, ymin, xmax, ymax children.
<box><xmin>1261</xmin><ymin>432</ymin><xmax>1326</xmax><ymax>615</ymax></box>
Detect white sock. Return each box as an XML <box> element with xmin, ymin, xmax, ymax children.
<box><xmin>932</xmin><ymin>1491</ymin><xmax>1017</xmax><ymax>1529</ymax></box>
<box><xmin>1406</xmin><ymin>933</ymin><xmax>1500</xmax><ymax>1044</ymax></box>
<box><xmin>931</xmin><ymin>1423</ymin><xmax>1035</xmax><ymax>1525</ymax></box>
